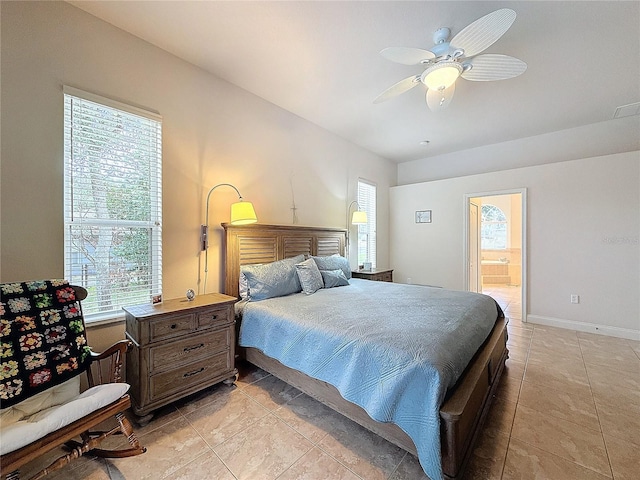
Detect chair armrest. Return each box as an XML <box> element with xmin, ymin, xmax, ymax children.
<box><xmin>90</xmin><ymin>339</ymin><xmax>130</xmax><ymax>362</ymax></box>
<box><xmin>87</xmin><ymin>340</ymin><xmax>131</xmax><ymax>387</ymax></box>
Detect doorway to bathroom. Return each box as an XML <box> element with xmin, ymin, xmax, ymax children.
<box><xmin>464</xmin><ymin>189</ymin><xmax>526</xmax><ymax>323</ymax></box>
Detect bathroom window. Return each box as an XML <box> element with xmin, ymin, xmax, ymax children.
<box><xmin>481</xmin><ymin>204</ymin><xmax>507</xmax><ymax>249</ymax></box>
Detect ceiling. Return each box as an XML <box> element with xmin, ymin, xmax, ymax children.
<box><xmin>68</xmin><ymin>1</ymin><xmax>640</xmax><ymax>163</ymax></box>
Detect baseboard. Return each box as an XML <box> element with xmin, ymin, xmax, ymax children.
<box><xmin>527</xmin><ymin>315</ymin><xmax>640</xmax><ymax>341</ymax></box>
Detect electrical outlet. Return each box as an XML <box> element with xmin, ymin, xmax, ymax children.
<box><xmin>570</xmin><ymin>294</ymin><xmax>580</xmax><ymax>304</ymax></box>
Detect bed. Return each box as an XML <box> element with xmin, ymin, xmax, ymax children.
<box><xmin>223</xmin><ymin>223</ymin><xmax>508</xmax><ymax>480</ymax></box>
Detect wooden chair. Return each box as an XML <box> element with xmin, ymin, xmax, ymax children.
<box><xmin>1</xmin><ymin>286</ymin><xmax>146</xmax><ymax>480</ymax></box>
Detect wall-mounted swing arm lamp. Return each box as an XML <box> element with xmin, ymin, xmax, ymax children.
<box><xmin>201</xmin><ymin>183</ymin><xmax>257</xmax><ymax>294</ymax></box>
<box><xmin>201</xmin><ymin>183</ymin><xmax>257</xmax><ymax>250</ymax></box>
<box><xmin>346</xmin><ymin>200</ymin><xmax>367</xmax><ymax>259</ymax></box>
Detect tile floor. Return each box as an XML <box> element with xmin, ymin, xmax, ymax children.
<box><xmin>13</xmin><ymin>285</ymin><xmax>640</xmax><ymax>480</ymax></box>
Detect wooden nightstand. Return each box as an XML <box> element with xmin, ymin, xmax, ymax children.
<box><xmin>352</xmin><ymin>268</ymin><xmax>393</xmax><ymax>282</ymax></box>
<box><xmin>123</xmin><ymin>293</ymin><xmax>237</xmax><ymax>425</ymax></box>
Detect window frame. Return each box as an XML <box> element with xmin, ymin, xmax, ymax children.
<box><xmin>481</xmin><ymin>204</ymin><xmax>508</xmax><ymax>250</ymax></box>
<box><xmin>356</xmin><ymin>179</ymin><xmax>377</xmax><ymax>269</ymax></box>
<box><xmin>63</xmin><ymin>86</ymin><xmax>162</xmax><ymax>323</ymax></box>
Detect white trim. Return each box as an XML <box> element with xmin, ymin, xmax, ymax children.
<box><xmin>527</xmin><ymin>315</ymin><xmax>640</xmax><ymax>341</ymax></box>
<box><xmin>463</xmin><ymin>188</ymin><xmax>527</xmax><ymax>323</ymax></box>
<box><xmin>63</xmin><ymin>85</ymin><xmax>162</xmax><ymax>122</ymax></box>
<box><xmin>84</xmin><ymin>311</ymin><xmax>126</xmax><ymax>327</ymax></box>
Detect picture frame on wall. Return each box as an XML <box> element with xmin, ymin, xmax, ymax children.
<box><xmin>415</xmin><ymin>210</ymin><xmax>432</xmax><ymax>223</ymax></box>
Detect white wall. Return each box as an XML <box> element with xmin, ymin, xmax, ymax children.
<box><xmin>398</xmin><ymin>117</ymin><xmax>640</xmax><ymax>184</ymax></box>
<box><xmin>0</xmin><ymin>2</ymin><xmax>396</xmax><ymax>349</ymax></box>
<box><xmin>390</xmin><ymin>152</ymin><xmax>640</xmax><ymax>340</ymax></box>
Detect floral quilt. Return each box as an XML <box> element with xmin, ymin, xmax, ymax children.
<box><xmin>0</xmin><ymin>280</ymin><xmax>92</xmax><ymax>408</ymax></box>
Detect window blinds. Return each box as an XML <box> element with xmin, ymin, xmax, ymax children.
<box><xmin>63</xmin><ymin>87</ymin><xmax>162</xmax><ymax>320</ymax></box>
<box><xmin>357</xmin><ymin>179</ymin><xmax>377</xmax><ymax>269</ymax></box>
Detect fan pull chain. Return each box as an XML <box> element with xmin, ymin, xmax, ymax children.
<box><xmin>438</xmin><ymin>87</ymin><xmax>446</xmax><ymax>107</ymax></box>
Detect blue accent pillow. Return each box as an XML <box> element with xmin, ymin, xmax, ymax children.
<box><xmin>295</xmin><ymin>258</ymin><xmax>324</xmax><ymax>295</ymax></box>
<box><xmin>239</xmin><ymin>272</ymin><xmax>249</xmax><ymax>299</ymax></box>
<box><xmin>242</xmin><ymin>254</ymin><xmax>305</xmax><ymax>300</ymax></box>
<box><xmin>321</xmin><ymin>269</ymin><xmax>350</xmax><ymax>288</ymax></box>
<box><xmin>311</xmin><ymin>254</ymin><xmax>351</xmax><ymax>279</ymax></box>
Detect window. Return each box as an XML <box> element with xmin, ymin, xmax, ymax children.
<box><xmin>481</xmin><ymin>204</ymin><xmax>507</xmax><ymax>249</ymax></box>
<box><xmin>357</xmin><ymin>179</ymin><xmax>376</xmax><ymax>268</ymax></box>
<box><xmin>64</xmin><ymin>87</ymin><xmax>162</xmax><ymax>320</ymax></box>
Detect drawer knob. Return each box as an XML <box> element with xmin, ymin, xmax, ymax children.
<box><xmin>184</xmin><ymin>343</ymin><xmax>205</xmax><ymax>353</ymax></box>
<box><xmin>183</xmin><ymin>367</ymin><xmax>205</xmax><ymax>378</ymax></box>
<box><xmin>170</xmin><ymin>324</ymin><xmax>177</xmax><ymax>329</ymax></box>
<box><xmin>211</xmin><ymin>314</ymin><xmax>218</xmax><ymax>320</ymax></box>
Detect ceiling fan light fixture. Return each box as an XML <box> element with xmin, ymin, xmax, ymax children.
<box><xmin>376</xmin><ymin>8</ymin><xmax>525</xmax><ymax>110</ymax></box>
<box><xmin>421</xmin><ymin>62</ymin><xmax>463</xmax><ymax>90</ymax></box>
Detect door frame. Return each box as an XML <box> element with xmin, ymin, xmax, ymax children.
<box><xmin>469</xmin><ymin>201</ymin><xmax>481</xmax><ymax>293</ymax></box>
<box><xmin>463</xmin><ymin>188</ymin><xmax>528</xmax><ymax>323</ymax></box>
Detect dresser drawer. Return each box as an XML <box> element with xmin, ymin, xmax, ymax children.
<box><xmin>149</xmin><ymin>351</ymin><xmax>231</xmax><ymax>400</ymax></box>
<box><xmin>149</xmin><ymin>328</ymin><xmax>231</xmax><ymax>373</ymax></box>
<box><xmin>378</xmin><ymin>272</ymin><xmax>393</xmax><ymax>282</ymax></box>
<box><xmin>197</xmin><ymin>305</ymin><xmax>231</xmax><ymax>329</ymax></box>
<box><xmin>148</xmin><ymin>312</ymin><xmax>195</xmax><ymax>343</ymax></box>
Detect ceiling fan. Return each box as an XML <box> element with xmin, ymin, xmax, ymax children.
<box><xmin>374</xmin><ymin>8</ymin><xmax>527</xmax><ymax>111</ymax></box>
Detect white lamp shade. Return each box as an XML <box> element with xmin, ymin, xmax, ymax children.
<box><xmin>230</xmin><ymin>201</ymin><xmax>258</xmax><ymax>225</ymax></box>
<box><xmin>351</xmin><ymin>210</ymin><xmax>368</xmax><ymax>225</ymax></box>
<box><xmin>422</xmin><ymin>62</ymin><xmax>463</xmax><ymax>90</ymax></box>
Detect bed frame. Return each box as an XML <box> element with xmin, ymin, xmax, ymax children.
<box><xmin>223</xmin><ymin>223</ymin><xmax>508</xmax><ymax>479</ymax></box>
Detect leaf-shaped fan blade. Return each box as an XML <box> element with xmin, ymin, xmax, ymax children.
<box><xmin>380</xmin><ymin>47</ymin><xmax>436</xmax><ymax>65</ymax></box>
<box><xmin>426</xmin><ymin>83</ymin><xmax>455</xmax><ymax>111</ymax></box>
<box><xmin>461</xmin><ymin>54</ymin><xmax>527</xmax><ymax>81</ymax></box>
<box><xmin>450</xmin><ymin>8</ymin><xmax>516</xmax><ymax>58</ymax></box>
<box><xmin>374</xmin><ymin>75</ymin><xmax>422</xmax><ymax>104</ymax></box>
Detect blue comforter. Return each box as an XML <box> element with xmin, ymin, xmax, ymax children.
<box><xmin>238</xmin><ymin>279</ymin><xmax>500</xmax><ymax>480</ymax></box>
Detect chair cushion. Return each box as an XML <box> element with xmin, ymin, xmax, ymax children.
<box><xmin>0</xmin><ymin>376</ymin><xmax>80</xmax><ymax>427</ymax></box>
<box><xmin>0</xmin><ymin>382</ymin><xmax>129</xmax><ymax>455</ymax></box>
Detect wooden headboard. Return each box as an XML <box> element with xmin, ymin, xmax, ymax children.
<box><xmin>222</xmin><ymin>223</ymin><xmax>347</xmax><ymax>298</ymax></box>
